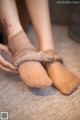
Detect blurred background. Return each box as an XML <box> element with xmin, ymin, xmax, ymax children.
<box><xmin>0</xmin><ymin>0</ymin><xmax>80</xmax><ymax>44</ymax></box>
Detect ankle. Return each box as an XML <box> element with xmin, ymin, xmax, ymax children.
<box><xmin>39</xmin><ymin>44</ymin><xmax>55</xmax><ymax>52</ymax></box>
<box><xmin>8</xmin><ymin>30</ymin><xmax>36</xmax><ymax>56</ymax></box>
<box><xmin>7</xmin><ymin>24</ymin><xmax>23</xmax><ymax>40</ymax></box>
<box><xmin>38</xmin><ymin>39</ymin><xmax>55</xmax><ymax>51</ymax></box>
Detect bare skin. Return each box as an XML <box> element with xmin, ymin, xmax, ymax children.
<box><xmin>0</xmin><ymin>0</ymin><xmax>52</xmax><ymax>88</ymax></box>
<box><xmin>0</xmin><ymin>0</ymin><xmax>80</xmax><ymax>93</ymax></box>
<box><xmin>25</xmin><ymin>0</ymin><xmax>80</xmax><ymax>94</ymax></box>
<box><xmin>0</xmin><ymin>44</ymin><xmax>16</xmax><ymax>72</ymax></box>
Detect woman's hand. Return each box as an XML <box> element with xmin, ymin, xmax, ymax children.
<box><xmin>0</xmin><ymin>44</ymin><xmax>17</xmax><ymax>73</ymax></box>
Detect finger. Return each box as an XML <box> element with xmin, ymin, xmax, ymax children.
<box><xmin>0</xmin><ymin>55</ymin><xmax>16</xmax><ymax>70</ymax></box>
<box><xmin>0</xmin><ymin>44</ymin><xmax>11</xmax><ymax>55</ymax></box>
<box><xmin>0</xmin><ymin>64</ymin><xmax>18</xmax><ymax>73</ymax></box>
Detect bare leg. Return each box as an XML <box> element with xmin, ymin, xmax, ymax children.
<box><xmin>25</xmin><ymin>0</ymin><xmax>80</xmax><ymax>94</ymax></box>
<box><xmin>25</xmin><ymin>0</ymin><xmax>55</xmax><ymax>51</ymax></box>
<box><xmin>0</xmin><ymin>0</ymin><xmax>52</xmax><ymax>88</ymax></box>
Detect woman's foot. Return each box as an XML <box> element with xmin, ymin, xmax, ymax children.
<box><xmin>9</xmin><ymin>30</ymin><xmax>52</xmax><ymax>88</ymax></box>
<box><xmin>18</xmin><ymin>61</ymin><xmax>52</xmax><ymax>88</ymax></box>
<box><xmin>43</xmin><ymin>49</ymin><xmax>80</xmax><ymax>95</ymax></box>
<box><xmin>45</xmin><ymin>60</ymin><xmax>80</xmax><ymax>95</ymax></box>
